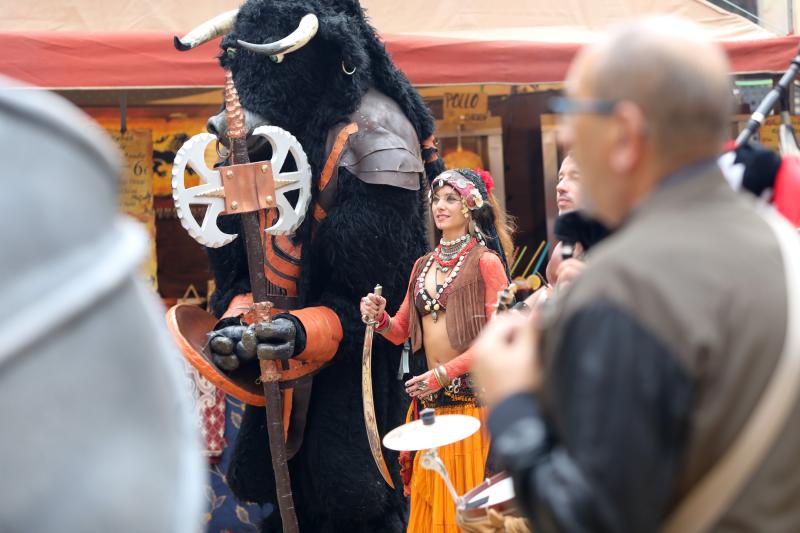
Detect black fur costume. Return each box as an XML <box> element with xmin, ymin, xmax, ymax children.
<box><xmin>205</xmin><ymin>1</ymin><xmax>443</xmax><ymax>530</ymax></box>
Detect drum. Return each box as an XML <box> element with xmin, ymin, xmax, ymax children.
<box><xmin>458</xmin><ymin>472</ymin><xmax>519</xmax><ymax>521</ymax></box>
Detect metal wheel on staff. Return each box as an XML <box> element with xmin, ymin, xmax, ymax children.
<box><xmin>171</xmin><ymin>126</ymin><xmax>312</xmax><ymax>248</ymax></box>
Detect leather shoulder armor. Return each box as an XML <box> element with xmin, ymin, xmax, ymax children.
<box><xmin>327</xmin><ymin>89</ymin><xmax>423</xmax><ymax>191</ymax></box>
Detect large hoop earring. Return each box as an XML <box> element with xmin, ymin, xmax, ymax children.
<box><xmin>342</xmin><ymin>61</ymin><xmax>356</xmax><ymax>75</ymax></box>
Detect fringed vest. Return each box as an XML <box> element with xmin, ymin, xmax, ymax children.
<box><xmin>407</xmin><ymin>245</ymin><xmax>493</xmax><ymax>355</ymax></box>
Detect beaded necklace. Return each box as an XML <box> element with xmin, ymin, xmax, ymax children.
<box><xmin>418</xmin><ymin>237</ymin><xmax>477</xmax><ymax>322</ymax></box>
<box><xmin>435</xmin><ymin>234</ymin><xmax>471</xmax><ymax>272</ymax></box>
<box><xmin>440</xmin><ymin>233</ymin><xmax>470</xmax><ymax>248</ymax></box>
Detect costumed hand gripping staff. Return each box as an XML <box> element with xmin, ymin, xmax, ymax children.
<box><xmin>175</xmin><ymin>72</ymin><xmax>304</xmax><ymax>533</ymax></box>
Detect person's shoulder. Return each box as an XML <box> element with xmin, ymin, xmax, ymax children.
<box><xmin>477</xmin><ymin>249</ymin><xmax>509</xmax><ymax>286</ymax></box>
<box><xmin>478</xmin><ymin>248</ymin><xmax>503</xmax><ymax>267</ymax></box>
<box><xmin>411</xmin><ymin>252</ymin><xmax>434</xmax><ymax>271</ymax></box>
<box><xmin>477</xmin><ymin>247</ymin><xmax>507</xmax><ymax>273</ymax></box>
<box><xmin>403</xmin><ymin>253</ymin><xmax>434</xmax><ymax>288</ymax></box>
<box><xmin>336</xmin><ymin>89</ymin><xmax>423</xmax><ymax>191</ymax></box>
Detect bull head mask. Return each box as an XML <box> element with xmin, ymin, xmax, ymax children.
<box><xmin>174</xmin><ymin>10</ymin><xmax>319</xmax><ymax>64</ymax></box>
<box><xmin>171</xmin><ymin>10</ymin><xmax>320</xmax><ymax>245</ymax></box>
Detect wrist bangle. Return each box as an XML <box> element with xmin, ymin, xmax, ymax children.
<box><xmin>433</xmin><ymin>365</ymin><xmax>450</xmax><ymax>388</ymax></box>
<box><xmin>375</xmin><ymin>313</ymin><xmax>391</xmax><ymax>334</ymax></box>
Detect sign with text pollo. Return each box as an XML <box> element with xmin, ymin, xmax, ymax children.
<box><xmin>443</xmin><ymin>91</ymin><xmax>489</xmax><ymax>123</ymax></box>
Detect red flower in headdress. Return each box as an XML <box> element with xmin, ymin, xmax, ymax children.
<box><xmin>474</xmin><ymin>168</ymin><xmax>494</xmax><ymax>194</ymax></box>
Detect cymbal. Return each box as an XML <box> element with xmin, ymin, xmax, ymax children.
<box><xmin>383</xmin><ymin>409</ymin><xmax>481</xmax><ymax>451</ymax></box>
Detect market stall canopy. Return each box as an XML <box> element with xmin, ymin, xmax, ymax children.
<box><xmin>1</xmin><ymin>0</ymin><xmax>798</xmax><ymax>87</ymax></box>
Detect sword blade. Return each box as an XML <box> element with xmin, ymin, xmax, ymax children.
<box><xmin>362</xmin><ymin>285</ymin><xmax>395</xmax><ymax>488</ymax></box>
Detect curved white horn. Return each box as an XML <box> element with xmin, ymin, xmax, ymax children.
<box><xmin>174</xmin><ymin>9</ymin><xmax>239</xmax><ymax>52</ymax></box>
<box><xmin>237</xmin><ymin>14</ymin><xmax>319</xmax><ymax>62</ymax></box>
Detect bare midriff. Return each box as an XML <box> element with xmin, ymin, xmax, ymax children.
<box><xmin>420</xmin><ymin>265</ymin><xmax>460</xmax><ymax>369</ymax></box>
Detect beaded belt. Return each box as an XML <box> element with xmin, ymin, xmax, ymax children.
<box><xmin>420</xmin><ymin>372</ymin><xmax>483</xmax><ymax>409</ymax></box>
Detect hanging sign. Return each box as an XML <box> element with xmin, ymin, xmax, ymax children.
<box><xmin>109</xmin><ymin>128</ymin><xmax>158</xmax><ymax>288</ymax></box>
<box><xmin>443</xmin><ymin>91</ymin><xmax>489</xmax><ymax>123</ymax></box>
<box><xmin>88</xmin><ymin>109</ymin><xmax>211</xmax><ymax>196</ymax></box>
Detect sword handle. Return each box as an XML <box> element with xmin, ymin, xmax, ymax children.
<box><xmin>371</xmin><ymin>284</ymin><xmax>383</xmax><ymax>325</ymax></box>
<box><xmin>362</xmin><ymin>285</ymin><xmax>383</xmax><ymax>326</ymax></box>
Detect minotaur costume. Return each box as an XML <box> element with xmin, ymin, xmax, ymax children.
<box><xmin>168</xmin><ymin>1</ymin><xmax>443</xmax><ymax>531</ymax></box>
<box><xmin>369</xmin><ymin>169</ymin><xmax>510</xmax><ymax>533</ymax></box>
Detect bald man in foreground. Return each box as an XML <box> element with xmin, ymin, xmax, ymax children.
<box><xmin>473</xmin><ymin>17</ymin><xmax>800</xmax><ymax>533</ymax></box>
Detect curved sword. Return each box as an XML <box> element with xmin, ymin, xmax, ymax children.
<box><xmin>362</xmin><ymin>284</ymin><xmax>395</xmax><ymax>488</ymax></box>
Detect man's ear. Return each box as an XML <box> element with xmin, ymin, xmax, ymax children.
<box><xmin>609</xmin><ymin>101</ymin><xmax>645</xmax><ymax>175</ymax></box>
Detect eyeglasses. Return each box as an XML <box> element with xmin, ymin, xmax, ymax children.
<box><xmin>549</xmin><ymin>96</ymin><xmax>618</xmax><ymax>115</ymax></box>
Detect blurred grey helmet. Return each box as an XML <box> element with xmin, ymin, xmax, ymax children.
<box><xmin>0</xmin><ymin>76</ymin><xmax>205</xmax><ymax>533</ymax></box>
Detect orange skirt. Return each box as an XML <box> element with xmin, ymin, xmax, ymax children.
<box><xmin>406</xmin><ymin>402</ymin><xmax>490</xmax><ymax>533</ymax></box>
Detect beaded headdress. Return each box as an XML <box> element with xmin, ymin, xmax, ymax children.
<box><xmin>428</xmin><ymin>168</ymin><xmax>491</xmax><ymax>212</ymax></box>
<box><xmin>430</xmin><ymin>170</ymin><xmax>485</xmax><ymax>210</ymax></box>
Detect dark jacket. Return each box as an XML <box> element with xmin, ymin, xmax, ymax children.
<box><xmin>489</xmin><ymin>163</ymin><xmax>799</xmax><ymax>533</ymax></box>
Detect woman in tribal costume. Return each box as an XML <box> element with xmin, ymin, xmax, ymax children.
<box><xmin>360</xmin><ymin>168</ymin><xmax>513</xmax><ymax>533</ymax></box>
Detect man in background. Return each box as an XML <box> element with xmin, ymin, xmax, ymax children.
<box><xmin>555</xmin><ymin>152</ymin><xmax>582</xmax><ymax>214</ymax></box>
<box><xmin>546</xmin><ymin>153</ymin><xmax>586</xmax><ymax>289</ymax></box>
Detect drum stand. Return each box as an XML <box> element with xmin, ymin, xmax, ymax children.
<box><xmin>383</xmin><ymin>409</ymin><xmax>518</xmax><ymax>521</ymax></box>
<box><xmin>383</xmin><ymin>407</ymin><xmax>483</xmax><ymax>510</ymax></box>
<box><xmin>419</xmin><ymin>448</ymin><xmax>463</xmax><ymax>507</ymax></box>
<box><xmin>415</xmin><ymin>409</ymin><xmax>468</xmax><ymax>509</ymax></box>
